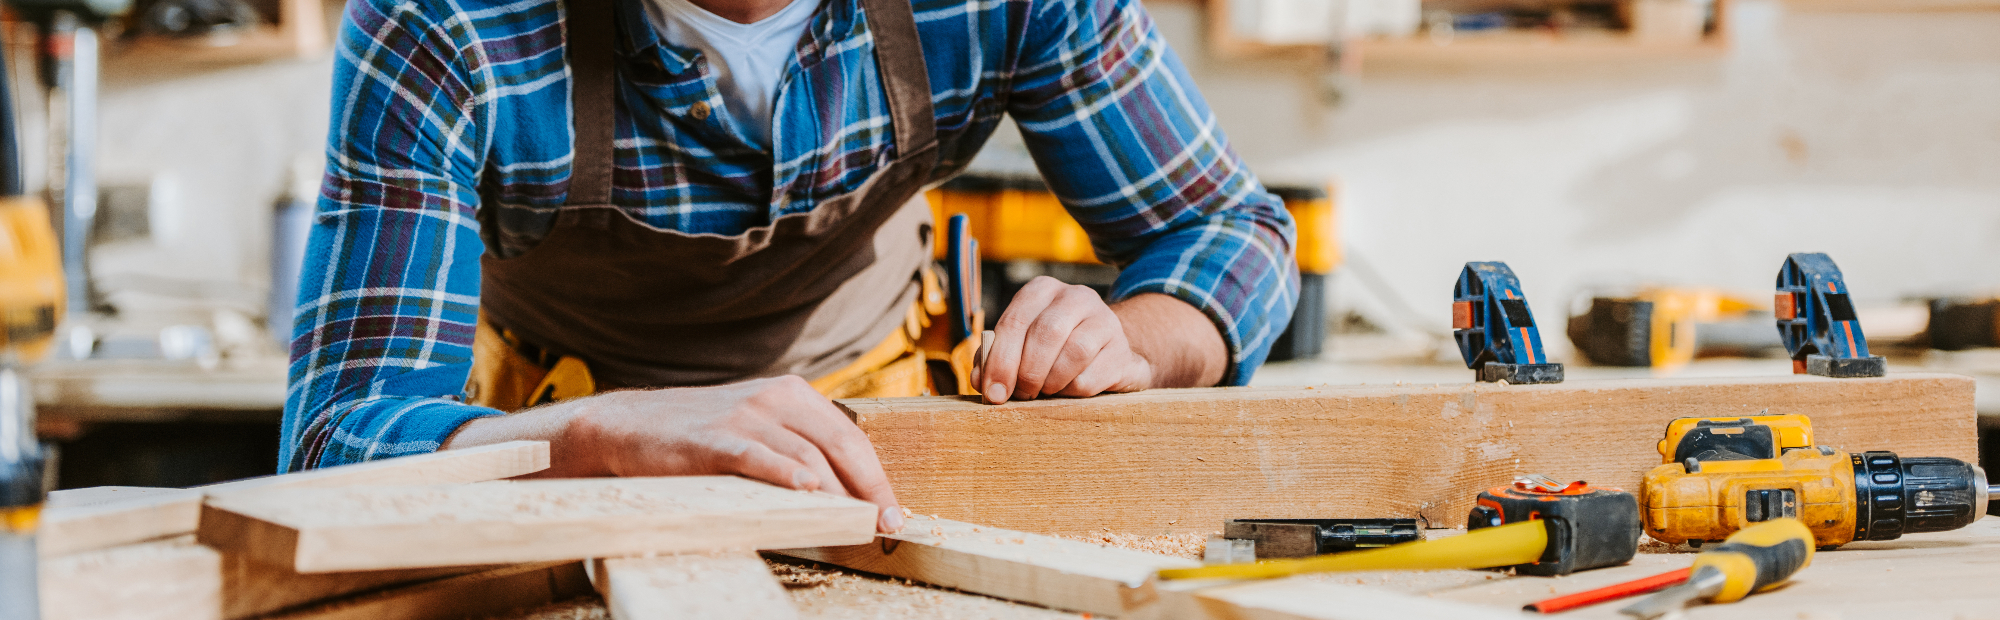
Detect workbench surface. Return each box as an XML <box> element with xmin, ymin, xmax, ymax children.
<box><xmin>489</xmin><ymin>519</ymin><xmax>2000</xmax><ymax>619</ymax></box>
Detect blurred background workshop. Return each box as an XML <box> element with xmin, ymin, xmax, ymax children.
<box><xmin>0</xmin><ymin>0</ymin><xmax>1996</xmax><ymax>615</ymax></box>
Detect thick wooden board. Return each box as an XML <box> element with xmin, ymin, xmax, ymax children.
<box><xmin>40</xmin><ymin>487</ymin><xmax>203</xmax><ymax>556</ymax></box>
<box><xmin>37</xmin><ymin>536</ymin><xmax>482</xmax><ymax>620</ymax></box>
<box><xmin>775</xmin><ymin>516</ymin><xmax>1200</xmax><ymax>617</ymax></box>
<box><xmin>842</xmin><ymin>374</ymin><xmax>1977</xmax><ymax>534</ymax></box>
<box><xmin>202</xmin><ymin>440</ymin><xmax>550</xmax><ymax>493</ymax></box>
<box><xmin>262</xmin><ymin>561</ymin><xmax>591</xmax><ymax>620</ymax></box>
<box><xmin>595</xmin><ymin>553</ymin><xmax>800</xmax><ymax>620</ymax></box>
<box><xmin>199</xmin><ymin>476</ymin><xmax>879</xmax><ymax>573</ymax></box>
<box><xmin>38</xmin><ymin>441</ymin><xmax>549</xmax><ymax>557</ymax></box>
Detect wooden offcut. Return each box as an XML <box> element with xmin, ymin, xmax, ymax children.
<box><xmin>201</xmin><ymin>440</ymin><xmax>550</xmax><ymax>494</ymax></box>
<box><xmin>262</xmin><ymin>562</ymin><xmax>591</xmax><ymax>620</ymax></box>
<box><xmin>594</xmin><ymin>553</ymin><xmax>800</xmax><ymax>620</ymax></box>
<box><xmin>40</xmin><ymin>487</ymin><xmax>203</xmax><ymax>557</ymax></box>
<box><xmin>37</xmin><ymin>536</ymin><xmax>484</xmax><ymax>620</ymax></box>
<box><xmin>198</xmin><ymin>476</ymin><xmax>879</xmax><ymax>572</ymax></box>
<box><xmin>841</xmin><ymin>373</ymin><xmax>1977</xmax><ymax>534</ymax></box>
<box><xmin>776</xmin><ymin>516</ymin><xmax>1199</xmax><ymax>617</ymax></box>
<box><xmin>39</xmin><ymin>441</ymin><xmax>549</xmax><ymax>557</ymax></box>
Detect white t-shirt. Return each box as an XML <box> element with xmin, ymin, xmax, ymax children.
<box><xmin>642</xmin><ymin>0</ymin><xmax>819</xmax><ymax>148</ymax></box>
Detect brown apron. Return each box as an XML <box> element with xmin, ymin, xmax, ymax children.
<box><xmin>466</xmin><ymin>0</ymin><xmax>943</xmax><ymax>408</ymax></box>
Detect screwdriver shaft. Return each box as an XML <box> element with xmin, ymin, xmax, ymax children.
<box><xmin>1620</xmin><ymin>567</ymin><xmax>1724</xmax><ymax>620</ymax></box>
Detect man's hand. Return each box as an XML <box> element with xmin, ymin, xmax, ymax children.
<box><xmin>978</xmin><ymin>276</ymin><xmax>1226</xmax><ymax>404</ymax></box>
<box><xmin>443</xmin><ymin>376</ymin><xmax>905</xmax><ymax>533</ymax></box>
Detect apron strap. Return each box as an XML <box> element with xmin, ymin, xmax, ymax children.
<box><xmin>565</xmin><ymin>0</ymin><xmax>618</xmax><ymax>207</ymax></box>
<box><xmin>856</xmin><ymin>0</ymin><xmax>937</xmax><ymax>158</ymax></box>
<box><xmin>563</xmin><ymin>0</ymin><xmax>936</xmax><ymax>207</ymax></box>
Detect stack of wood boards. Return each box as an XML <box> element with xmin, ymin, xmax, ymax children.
<box><xmin>842</xmin><ymin>373</ymin><xmax>1977</xmax><ymax>534</ymax></box>
<box><xmin>37</xmin><ymin>441</ymin><xmax>881</xmax><ymax>620</ymax></box>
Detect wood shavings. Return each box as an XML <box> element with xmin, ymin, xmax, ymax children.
<box><xmin>772</xmin><ymin>557</ymin><xmax>1076</xmax><ymax>620</ymax></box>
<box><xmin>1636</xmin><ymin>535</ymin><xmax>1697</xmax><ymax>554</ymax></box>
<box><xmin>477</xmin><ymin>596</ymin><xmax>608</xmax><ymax>620</ymax></box>
<box><xmin>1053</xmin><ymin>531</ymin><xmax>1209</xmax><ymax>559</ymax></box>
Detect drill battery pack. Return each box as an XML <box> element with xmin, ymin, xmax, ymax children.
<box><xmin>1468</xmin><ymin>476</ymin><xmax>1641</xmax><ymax>576</ymax></box>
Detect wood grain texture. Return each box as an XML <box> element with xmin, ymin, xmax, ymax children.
<box><xmin>594</xmin><ymin>552</ymin><xmax>800</xmax><ymax>620</ymax></box>
<box><xmin>842</xmin><ymin>374</ymin><xmax>1977</xmax><ymax>534</ymax></box>
<box><xmin>37</xmin><ymin>535</ymin><xmax>488</xmax><ymax>620</ymax></box>
<box><xmin>40</xmin><ymin>487</ymin><xmax>203</xmax><ymax>556</ymax></box>
<box><xmin>775</xmin><ymin>516</ymin><xmax>1200</xmax><ymax>617</ymax></box>
<box><xmin>1151</xmin><ymin>578</ymin><xmax>1524</xmax><ymax>620</ymax></box>
<box><xmin>38</xmin><ymin>442</ymin><xmax>549</xmax><ymax>558</ymax></box>
<box><xmin>262</xmin><ymin>561</ymin><xmax>591</xmax><ymax>620</ymax></box>
<box><xmin>39</xmin><ymin>536</ymin><xmax>221</xmax><ymax>620</ymax></box>
<box><xmin>199</xmin><ymin>476</ymin><xmax>879</xmax><ymax>572</ymax></box>
<box><xmin>202</xmin><ymin>440</ymin><xmax>550</xmax><ymax>494</ymax></box>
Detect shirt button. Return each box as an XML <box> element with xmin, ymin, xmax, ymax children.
<box><xmin>690</xmin><ymin>101</ymin><xmax>711</xmax><ymax>120</ymax></box>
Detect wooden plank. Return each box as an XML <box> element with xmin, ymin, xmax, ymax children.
<box><xmin>841</xmin><ymin>374</ymin><xmax>1977</xmax><ymax>534</ymax></box>
<box><xmin>775</xmin><ymin>516</ymin><xmax>1200</xmax><ymax>617</ymax></box>
<box><xmin>40</xmin><ymin>536</ymin><xmax>221</xmax><ymax>620</ymax></box>
<box><xmin>37</xmin><ymin>536</ymin><xmax>489</xmax><ymax>620</ymax></box>
<box><xmin>219</xmin><ymin>554</ymin><xmax>488</xmax><ymax>619</ymax></box>
<box><xmin>201</xmin><ymin>440</ymin><xmax>550</xmax><ymax>493</ymax></box>
<box><xmin>1151</xmin><ymin>578</ymin><xmax>1524</xmax><ymax>620</ymax></box>
<box><xmin>38</xmin><ymin>441</ymin><xmax>549</xmax><ymax>557</ymax></box>
<box><xmin>40</xmin><ymin>487</ymin><xmax>202</xmax><ymax>556</ymax></box>
<box><xmin>594</xmin><ymin>552</ymin><xmax>800</xmax><ymax>620</ymax></box>
<box><xmin>262</xmin><ymin>561</ymin><xmax>591</xmax><ymax>620</ymax></box>
<box><xmin>199</xmin><ymin>476</ymin><xmax>879</xmax><ymax>573</ymax></box>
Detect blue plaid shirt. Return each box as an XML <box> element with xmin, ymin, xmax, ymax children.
<box><xmin>286</xmin><ymin>0</ymin><xmax>1298</xmax><ymax>470</ymax></box>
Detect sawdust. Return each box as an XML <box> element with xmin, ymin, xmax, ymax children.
<box><xmin>1054</xmin><ymin>530</ymin><xmax>1210</xmax><ymax>559</ymax></box>
<box><xmin>1636</xmin><ymin>534</ymin><xmax>1698</xmax><ymax>554</ymax></box>
<box><xmin>478</xmin><ymin>596</ymin><xmax>608</xmax><ymax>620</ymax></box>
<box><xmin>772</xmin><ymin>558</ymin><xmax>1078</xmax><ymax>619</ymax></box>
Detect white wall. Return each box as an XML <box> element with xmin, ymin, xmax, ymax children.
<box><xmin>1167</xmin><ymin>1</ymin><xmax>2000</xmax><ymax>351</ymax></box>
<box><xmin>92</xmin><ymin>57</ymin><xmax>333</xmax><ymax>319</ymax></box>
<box><xmin>73</xmin><ymin>1</ymin><xmax>2000</xmax><ymax>353</ymax></box>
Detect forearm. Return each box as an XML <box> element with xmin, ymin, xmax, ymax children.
<box><xmin>1112</xmin><ymin>293</ymin><xmax>1226</xmax><ymax>388</ymax></box>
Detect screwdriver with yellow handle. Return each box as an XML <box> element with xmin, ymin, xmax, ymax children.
<box><xmin>1619</xmin><ymin>518</ymin><xmax>1815</xmax><ymax>619</ymax></box>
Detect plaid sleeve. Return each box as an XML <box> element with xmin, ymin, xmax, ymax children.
<box><xmin>1003</xmin><ymin>0</ymin><xmax>1299</xmax><ymax>384</ymax></box>
<box><xmin>281</xmin><ymin>0</ymin><xmax>503</xmax><ymax>472</ymax></box>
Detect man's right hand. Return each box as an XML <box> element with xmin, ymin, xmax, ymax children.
<box><xmin>442</xmin><ymin>375</ymin><xmax>905</xmax><ymax>533</ymax></box>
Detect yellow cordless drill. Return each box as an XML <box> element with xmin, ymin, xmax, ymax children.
<box><xmin>1639</xmin><ymin>414</ymin><xmax>1999</xmax><ymax>549</ymax></box>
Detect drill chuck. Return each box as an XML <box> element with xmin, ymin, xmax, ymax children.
<box><xmin>1850</xmin><ymin>452</ymin><xmax>1986</xmax><ymax>541</ymax></box>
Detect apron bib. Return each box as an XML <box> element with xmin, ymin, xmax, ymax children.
<box><xmin>469</xmin><ymin>0</ymin><xmax>941</xmax><ymax>405</ymax></box>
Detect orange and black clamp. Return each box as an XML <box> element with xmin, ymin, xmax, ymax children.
<box><xmin>1467</xmin><ymin>474</ymin><xmax>1642</xmax><ymax>576</ymax></box>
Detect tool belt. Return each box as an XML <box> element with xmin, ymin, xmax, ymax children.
<box><xmin>465</xmin><ymin>264</ymin><xmax>983</xmax><ymax>412</ymax></box>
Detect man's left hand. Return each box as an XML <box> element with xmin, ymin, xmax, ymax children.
<box><xmin>977</xmin><ymin>276</ymin><xmax>1226</xmax><ymax>404</ymax></box>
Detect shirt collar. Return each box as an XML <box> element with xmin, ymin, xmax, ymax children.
<box><xmin>617</xmin><ymin>0</ymin><xmax>698</xmax><ymax>76</ymax></box>
<box><xmin>615</xmin><ymin>0</ymin><xmax>855</xmax><ymax>77</ymax></box>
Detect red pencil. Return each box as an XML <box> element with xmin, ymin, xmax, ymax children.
<box><xmin>1524</xmin><ymin>567</ymin><xmax>1693</xmax><ymax>614</ymax></box>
